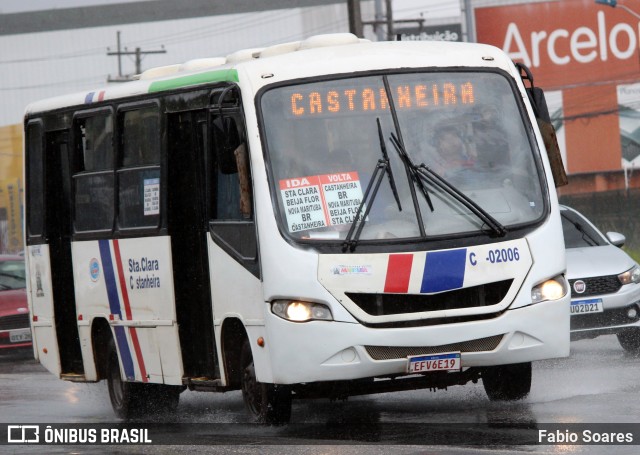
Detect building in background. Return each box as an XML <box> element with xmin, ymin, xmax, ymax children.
<box><xmin>0</xmin><ymin>125</ymin><xmax>23</xmax><ymax>254</ymax></box>
<box><xmin>2</xmin><ymin>0</ymin><xmax>640</xmax><ymax>250</ymax></box>
<box><xmin>471</xmin><ymin>0</ymin><xmax>640</xmax><ymax>254</ymax></box>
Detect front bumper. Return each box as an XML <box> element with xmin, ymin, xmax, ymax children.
<box><xmin>263</xmin><ymin>297</ymin><xmax>570</xmax><ymax>385</ymax></box>
<box><xmin>570</xmin><ymin>282</ymin><xmax>640</xmax><ymax>339</ymax></box>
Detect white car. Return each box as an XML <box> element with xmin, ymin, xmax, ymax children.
<box><xmin>561</xmin><ymin>205</ymin><xmax>640</xmax><ymax>353</ymax></box>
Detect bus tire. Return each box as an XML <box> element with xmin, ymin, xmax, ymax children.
<box><xmin>107</xmin><ymin>337</ymin><xmax>144</xmax><ymax>419</ymax></box>
<box><xmin>617</xmin><ymin>328</ymin><xmax>640</xmax><ymax>354</ymax></box>
<box><xmin>482</xmin><ymin>362</ymin><xmax>532</xmax><ymax>401</ymax></box>
<box><xmin>106</xmin><ymin>338</ymin><xmax>182</xmax><ymax>418</ymax></box>
<box><xmin>240</xmin><ymin>339</ymin><xmax>292</xmax><ymax>424</ymax></box>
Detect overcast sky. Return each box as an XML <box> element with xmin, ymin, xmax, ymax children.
<box><xmin>0</xmin><ymin>0</ymin><xmax>155</xmax><ymax>14</ymax></box>
<box><xmin>0</xmin><ymin>1</ymin><xmax>461</xmax><ymax>126</ymax></box>
<box><xmin>0</xmin><ymin>0</ymin><xmax>460</xmax><ymax>17</ymax></box>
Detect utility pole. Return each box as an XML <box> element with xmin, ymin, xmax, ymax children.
<box><xmin>347</xmin><ymin>0</ymin><xmax>363</xmax><ymax>38</ymax></box>
<box><xmin>107</xmin><ymin>31</ymin><xmax>166</xmax><ymax>82</ymax></box>
<box><xmin>363</xmin><ymin>0</ymin><xmax>423</xmax><ymax>41</ymax></box>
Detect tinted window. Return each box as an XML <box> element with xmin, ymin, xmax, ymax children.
<box><xmin>121</xmin><ymin>107</ymin><xmax>160</xmax><ymax>167</ymax></box>
<box><xmin>26</xmin><ymin>122</ymin><xmax>44</xmax><ymax>237</ymax></box>
<box><xmin>76</xmin><ymin>113</ymin><xmax>113</xmax><ymax>171</ymax></box>
<box><xmin>561</xmin><ymin>209</ymin><xmax>607</xmax><ymax>248</ymax></box>
<box><xmin>73</xmin><ymin>111</ymin><xmax>115</xmax><ymax>233</ymax></box>
<box><xmin>74</xmin><ymin>174</ymin><xmax>115</xmax><ymax>232</ymax></box>
<box><xmin>118</xmin><ymin>106</ymin><xmax>161</xmax><ymax>229</ymax></box>
<box><xmin>118</xmin><ymin>169</ymin><xmax>161</xmax><ymax>229</ymax></box>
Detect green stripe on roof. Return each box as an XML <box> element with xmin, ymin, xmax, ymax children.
<box><xmin>148</xmin><ymin>69</ymin><xmax>239</xmax><ymax>92</ymax></box>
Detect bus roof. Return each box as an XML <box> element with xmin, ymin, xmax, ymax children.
<box><xmin>25</xmin><ymin>33</ymin><xmax>514</xmax><ymax>117</ymax></box>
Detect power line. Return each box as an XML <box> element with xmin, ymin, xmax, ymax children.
<box><xmin>107</xmin><ymin>31</ymin><xmax>166</xmax><ymax>82</ymax></box>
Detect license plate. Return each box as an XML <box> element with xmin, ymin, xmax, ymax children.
<box><xmin>407</xmin><ymin>352</ymin><xmax>461</xmax><ymax>374</ymax></box>
<box><xmin>570</xmin><ymin>298</ymin><xmax>603</xmax><ymax>315</ymax></box>
<box><xmin>9</xmin><ymin>329</ymin><xmax>32</xmax><ymax>343</ymax></box>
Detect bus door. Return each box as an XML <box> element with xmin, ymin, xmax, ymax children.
<box><xmin>26</xmin><ymin>123</ymin><xmax>84</xmax><ymax>377</ymax></box>
<box><xmin>45</xmin><ymin>130</ymin><xmax>84</xmax><ymax>376</ymax></box>
<box><xmin>167</xmin><ymin>110</ymin><xmax>218</xmax><ymax>379</ymax></box>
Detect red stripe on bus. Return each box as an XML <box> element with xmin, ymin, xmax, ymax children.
<box><xmin>113</xmin><ymin>239</ymin><xmax>149</xmax><ymax>383</ymax></box>
<box><xmin>384</xmin><ymin>254</ymin><xmax>413</xmax><ymax>293</ymax></box>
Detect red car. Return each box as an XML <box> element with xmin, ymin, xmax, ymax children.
<box><xmin>0</xmin><ymin>255</ymin><xmax>31</xmax><ymax>352</ymax></box>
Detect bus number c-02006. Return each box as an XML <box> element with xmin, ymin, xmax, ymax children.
<box><xmin>469</xmin><ymin>247</ymin><xmax>520</xmax><ymax>266</ymax></box>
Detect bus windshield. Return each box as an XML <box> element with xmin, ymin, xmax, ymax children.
<box><xmin>261</xmin><ymin>71</ymin><xmax>545</xmax><ymax>242</ymax></box>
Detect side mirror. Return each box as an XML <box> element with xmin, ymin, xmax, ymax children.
<box><xmin>515</xmin><ymin>62</ymin><xmax>568</xmax><ymax>187</ymax></box>
<box><xmin>606</xmin><ymin>231</ymin><xmax>625</xmax><ymax>247</ymax></box>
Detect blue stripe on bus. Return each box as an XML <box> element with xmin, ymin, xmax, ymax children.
<box><xmin>421</xmin><ymin>249</ymin><xmax>467</xmax><ymax>293</ymax></box>
<box><xmin>84</xmin><ymin>92</ymin><xmax>94</xmax><ymax>104</ymax></box>
<box><xmin>98</xmin><ymin>240</ymin><xmax>135</xmax><ymax>381</ymax></box>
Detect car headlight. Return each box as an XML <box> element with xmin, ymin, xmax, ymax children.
<box><xmin>618</xmin><ymin>265</ymin><xmax>640</xmax><ymax>285</ymax></box>
<box><xmin>271</xmin><ymin>300</ymin><xmax>333</xmax><ymax>322</ymax></box>
<box><xmin>531</xmin><ymin>274</ymin><xmax>567</xmax><ymax>304</ymax></box>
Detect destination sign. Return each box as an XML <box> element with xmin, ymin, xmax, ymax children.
<box><xmin>287</xmin><ymin>82</ymin><xmax>475</xmax><ymax>118</ymax></box>
<box><xmin>279</xmin><ymin>171</ymin><xmax>365</xmax><ymax>232</ymax></box>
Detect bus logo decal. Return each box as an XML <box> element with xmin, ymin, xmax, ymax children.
<box><xmin>89</xmin><ymin>258</ymin><xmax>100</xmax><ymax>282</ymax></box>
<box><xmin>84</xmin><ymin>90</ymin><xmax>105</xmax><ymax>104</ymax></box>
<box><xmin>383</xmin><ymin>249</ymin><xmax>468</xmax><ymax>294</ymax></box>
<box><xmin>331</xmin><ymin>264</ymin><xmax>372</xmax><ymax>275</ymax></box>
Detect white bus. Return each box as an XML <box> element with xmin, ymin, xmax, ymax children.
<box><xmin>24</xmin><ymin>33</ymin><xmax>570</xmax><ymax>423</ymax></box>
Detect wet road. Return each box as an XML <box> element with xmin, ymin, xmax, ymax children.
<box><xmin>2</xmin><ymin>335</ymin><xmax>640</xmax><ymax>454</ymax></box>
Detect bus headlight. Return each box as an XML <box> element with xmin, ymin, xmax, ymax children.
<box><xmin>271</xmin><ymin>300</ymin><xmax>333</xmax><ymax>322</ymax></box>
<box><xmin>618</xmin><ymin>265</ymin><xmax>640</xmax><ymax>285</ymax></box>
<box><xmin>531</xmin><ymin>275</ymin><xmax>567</xmax><ymax>304</ymax></box>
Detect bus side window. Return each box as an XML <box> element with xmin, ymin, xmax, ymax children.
<box><xmin>26</xmin><ymin>121</ymin><xmax>45</xmax><ymax>239</ymax></box>
<box><xmin>209</xmin><ymin>113</ymin><xmax>257</xmax><ymax>273</ymax></box>
<box><xmin>72</xmin><ymin>111</ymin><xmax>115</xmax><ymax>233</ymax></box>
<box><xmin>117</xmin><ymin>106</ymin><xmax>161</xmax><ymax>230</ymax></box>
<box><xmin>211</xmin><ymin>116</ymin><xmax>252</xmax><ymax>220</ymax></box>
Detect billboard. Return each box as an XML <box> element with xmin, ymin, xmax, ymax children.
<box><xmin>475</xmin><ymin>0</ymin><xmax>640</xmax><ymax>189</ymax></box>
<box><xmin>396</xmin><ymin>23</ymin><xmax>462</xmax><ymax>42</ymax></box>
<box><xmin>475</xmin><ymin>0</ymin><xmax>640</xmax><ymax>88</ymax></box>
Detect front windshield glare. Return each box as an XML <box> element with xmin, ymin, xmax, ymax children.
<box><xmin>261</xmin><ymin>72</ymin><xmax>545</xmax><ymax>242</ymax></box>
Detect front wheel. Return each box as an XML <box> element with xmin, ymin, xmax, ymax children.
<box><xmin>240</xmin><ymin>339</ymin><xmax>292</xmax><ymax>424</ymax></box>
<box><xmin>618</xmin><ymin>328</ymin><xmax>640</xmax><ymax>354</ymax></box>
<box><xmin>482</xmin><ymin>362</ymin><xmax>532</xmax><ymax>401</ymax></box>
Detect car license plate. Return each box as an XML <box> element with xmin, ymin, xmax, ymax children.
<box><xmin>9</xmin><ymin>329</ymin><xmax>32</xmax><ymax>343</ymax></box>
<box><xmin>570</xmin><ymin>298</ymin><xmax>603</xmax><ymax>315</ymax></box>
<box><xmin>407</xmin><ymin>352</ymin><xmax>461</xmax><ymax>374</ymax></box>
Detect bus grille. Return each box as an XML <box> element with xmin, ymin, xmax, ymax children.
<box><xmin>346</xmin><ymin>280</ymin><xmax>513</xmax><ymax>316</ymax></box>
<box><xmin>569</xmin><ymin>276</ymin><xmax>621</xmax><ymax>297</ymax></box>
<box><xmin>365</xmin><ymin>335</ymin><xmax>504</xmax><ymax>360</ymax></box>
<box><xmin>0</xmin><ymin>314</ymin><xmax>30</xmax><ymax>331</ymax></box>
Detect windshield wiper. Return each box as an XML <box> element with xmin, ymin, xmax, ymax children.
<box><xmin>389</xmin><ymin>134</ymin><xmax>507</xmax><ymax>238</ymax></box>
<box><xmin>377</xmin><ymin>117</ymin><xmax>402</xmax><ymax>212</ymax></box>
<box><xmin>390</xmin><ymin>132</ymin><xmax>433</xmax><ymax>213</ymax></box>
<box><xmin>342</xmin><ymin>118</ymin><xmax>401</xmax><ymax>252</ymax></box>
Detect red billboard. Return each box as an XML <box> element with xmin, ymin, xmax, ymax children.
<box><xmin>475</xmin><ymin>0</ymin><xmax>640</xmax><ymax>89</ymax></box>
<box><xmin>475</xmin><ymin>0</ymin><xmax>640</xmax><ymax>188</ymax></box>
